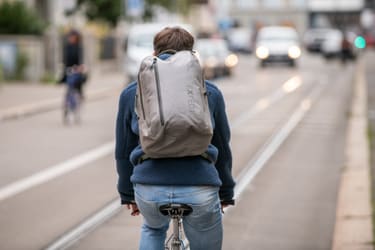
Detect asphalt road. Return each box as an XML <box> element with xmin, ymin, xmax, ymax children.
<box><xmin>0</xmin><ymin>52</ymin><xmax>356</xmax><ymax>250</ymax></box>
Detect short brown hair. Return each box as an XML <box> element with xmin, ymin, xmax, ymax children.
<box><xmin>153</xmin><ymin>27</ymin><xmax>194</xmax><ymax>55</ymax></box>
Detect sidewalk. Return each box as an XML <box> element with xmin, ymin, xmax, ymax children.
<box><xmin>332</xmin><ymin>55</ymin><xmax>374</xmax><ymax>250</ymax></box>
<box><xmin>0</xmin><ymin>61</ymin><xmax>126</xmax><ymax>121</ymax></box>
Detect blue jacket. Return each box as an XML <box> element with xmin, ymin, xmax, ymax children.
<box><xmin>115</xmin><ymin>58</ymin><xmax>235</xmax><ymax>205</ymax></box>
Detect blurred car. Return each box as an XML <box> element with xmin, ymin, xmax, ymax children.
<box><xmin>321</xmin><ymin>29</ymin><xmax>358</xmax><ymax>60</ymax></box>
<box><xmin>364</xmin><ymin>30</ymin><xmax>375</xmax><ymax>48</ymax></box>
<box><xmin>255</xmin><ymin>26</ymin><xmax>301</xmax><ymax>67</ymax></box>
<box><xmin>124</xmin><ymin>23</ymin><xmax>193</xmax><ymax>81</ymax></box>
<box><xmin>226</xmin><ymin>27</ymin><xmax>254</xmax><ymax>54</ymax></box>
<box><xmin>195</xmin><ymin>38</ymin><xmax>238</xmax><ymax>79</ymax></box>
<box><xmin>303</xmin><ymin>28</ymin><xmax>332</xmax><ymax>52</ymax></box>
<box><xmin>321</xmin><ymin>29</ymin><xmax>343</xmax><ymax>58</ymax></box>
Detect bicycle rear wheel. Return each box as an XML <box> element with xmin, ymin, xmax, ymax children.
<box><xmin>63</xmin><ymin>89</ymin><xmax>81</xmax><ymax>124</ymax></box>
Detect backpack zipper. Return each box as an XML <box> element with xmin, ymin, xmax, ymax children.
<box><xmin>153</xmin><ymin>58</ymin><xmax>165</xmax><ymax>126</ymax></box>
<box><xmin>201</xmin><ymin>75</ymin><xmax>208</xmax><ymax>112</ymax></box>
<box><xmin>137</xmin><ymin>75</ymin><xmax>146</xmax><ymax>120</ymax></box>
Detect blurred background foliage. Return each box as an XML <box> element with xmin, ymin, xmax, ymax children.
<box><xmin>144</xmin><ymin>0</ymin><xmax>191</xmax><ymax>18</ymax></box>
<box><xmin>74</xmin><ymin>0</ymin><xmax>192</xmax><ymax>26</ymax></box>
<box><xmin>76</xmin><ymin>0</ymin><xmax>122</xmax><ymax>27</ymax></box>
<box><xmin>0</xmin><ymin>1</ymin><xmax>46</xmax><ymax>35</ymax></box>
<box><xmin>13</xmin><ymin>50</ymin><xmax>28</xmax><ymax>81</ymax></box>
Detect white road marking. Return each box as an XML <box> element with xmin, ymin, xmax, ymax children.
<box><xmin>231</xmin><ymin>75</ymin><xmax>302</xmax><ymax>129</ymax></box>
<box><xmin>0</xmin><ymin>142</ymin><xmax>115</xmax><ymax>202</ymax></box>
<box><xmin>227</xmin><ymin>81</ymin><xmax>325</xmax><ymax>213</ymax></box>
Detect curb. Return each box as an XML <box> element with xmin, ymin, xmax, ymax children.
<box><xmin>332</xmin><ymin>57</ymin><xmax>374</xmax><ymax>250</ymax></box>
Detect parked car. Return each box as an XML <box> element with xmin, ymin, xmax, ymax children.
<box><xmin>195</xmin><ymin>38</ymin><xmax>238</xmax><ymax>79</ymax></box>
<box><xmin>123</xmin><ymin>23</ymin><xmax>193</xmax><ymax>81</ymax></box>
<box><xmin>226</xmin><ymin>27</ymin><xmax>254</xmax><ymax>54</ymax></box>
<box><xmin>255</xmin><ymin>26</ymin><xmax>301</xmax><ymax>67</ymax></box>
<box><xmin>303</xmin><ymin>28</ymin><xmax>332</xmax><ymax>52</ymax></box>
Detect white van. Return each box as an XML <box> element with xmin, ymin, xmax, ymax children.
<box><xmin>124</xmin><ymin>23</ymin><xmax>194</xmax><ymax>81</ymax></box>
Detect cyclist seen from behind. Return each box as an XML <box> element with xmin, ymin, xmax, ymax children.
<box><xmin>59</xmin><ymin>30</ymin><xmax>86</xmax><ymax>99</ymax></box>
<box><xmin>115</xmin><ymin>26</ymin><xmax>235</xmax><ymax>250</ymax></box>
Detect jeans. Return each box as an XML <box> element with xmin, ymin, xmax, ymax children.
<box><xmin>134</xmin><ymin>184</ymin><xmax>223</xmax><ymax>250</ymax></box>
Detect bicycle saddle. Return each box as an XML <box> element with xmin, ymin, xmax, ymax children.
<box><xmin>159</xmin><ymin>203</ymin><xmax>193</xmax><ymax>217</ymax></box>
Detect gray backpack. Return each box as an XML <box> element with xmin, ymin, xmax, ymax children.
<box><xmin>136</xmin><ymin>50</ymin><xmax>213</xmax><ymax>158</ymax></box>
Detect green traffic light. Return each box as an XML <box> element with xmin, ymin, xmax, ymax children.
<box><xmin>354</xmin><ymin>36</ymin><xmax>366</xmax><ymax>49</ymax></box>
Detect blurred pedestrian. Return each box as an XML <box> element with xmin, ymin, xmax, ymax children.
<box><xmin>59</xmin><ymin>29</ymin><xmax>86</xmax><ymax>98</ymax></box>
<box><xmin>341</xmin><ymin>32</ymin><xmax>353</xmax><ymax>64</ymax></box>
<box><xmin>115</xmin><ymin>27</ymin><xmax>235</xmax><ymax>250</ymax></box>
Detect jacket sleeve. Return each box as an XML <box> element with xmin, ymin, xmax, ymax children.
<box><xmin>211</xmin><ymin>89</ymin><xmax>236</xmax><ymax>203</ymax></box>
<box><xmin>115</xmin><ymin>90</ymin><xmax>138</xmax><ymax>204</ymax></box>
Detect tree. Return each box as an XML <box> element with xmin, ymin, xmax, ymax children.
<box><xmin>0</xmin><ymin>1</ymin><xmax>45</xmax><ymax>35</ymax></box>
<box><xmin>145</xmin><ymin>0</ymin><xmax>192</xmax><ymax>17</ymax></box>
<box><xmin>75</xmin><ymin>0</ymin><xmax>194</xmax><ymax>25</ymax></box>
<box><xmin>76</xmin><ymin>0</ymin><xmax>122</xmax><ymax>27</ymax></box>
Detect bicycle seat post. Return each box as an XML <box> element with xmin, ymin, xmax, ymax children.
<box><xmin>159</xmin><ymin>203</ymin><xmax>193</xmax><ymax>250</ymax></box>
<box><xmin>171</xmin><ymin>215</ymin><xmax>182</xmax><ymax>249</ymax></box>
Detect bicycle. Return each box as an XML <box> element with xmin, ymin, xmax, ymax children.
<box><xmin>63</xmin><ymin>66</ymin><xmax>84</xmax><ymax>124</ymax></box>
<box><xmin>63</xmin><ymin>86</ymin><xmax>81</xmax><ymax>124</ymax></box>
<box><xmin>159</xmin><ymin>203</ymin><xmax>193</xmax><ymax>250</ymax></box>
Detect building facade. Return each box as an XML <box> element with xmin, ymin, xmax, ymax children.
<box><xmin>215</xmin><ymin>0</ymin><xmax>366</xmax><ymax>34</ymax></box>
<box><xmin>308</xmin><ymin>0</ymin><xmax>365</xmax><ymax>29</ymax></box>
<box><xmin>222</xmin><ymin>0</ymin><xmax>308</xmax><ymax>34</ymax></box>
